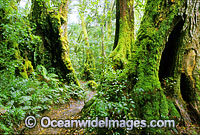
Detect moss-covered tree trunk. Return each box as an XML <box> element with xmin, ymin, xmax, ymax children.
<box><xmin>129</xmin><ymin>0</ymin><xmax>200</xmax><ymax>133</ymax></box>
<box><xmin>79</xmin><ymin>0</ymin><xmax>95</xmax><ymax>80</ymax></box>
<box><xmin>31</xmin><ymin>0</ymin><xmax>80</xmax><ymax>85</ymax></box>
<box><xmin>109</xmin><ymin>0</ymin><xmax>134</xmax><ymax>69</ymax></box>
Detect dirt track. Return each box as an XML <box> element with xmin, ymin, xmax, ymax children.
<box><xmin>21</xmin><ymin>91</ymin><xmax>96</xmax><ymax>134</ymax></box>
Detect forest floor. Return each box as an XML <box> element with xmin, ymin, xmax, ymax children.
<box><xmin>16</xmin><ymin>80</ymin><xmax>200</xmax><ymax>134</ymax></box>
<box><xmin>19</xmin><ymin>81</ymin><xmax>96</xmax><ymax>134</ymax></box>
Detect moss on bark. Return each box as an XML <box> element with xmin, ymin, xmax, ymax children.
<box><xmin>128</xmin><ymin>0</ymin><xmax>200</xmax><ymax>132</ymax></box>
<box><xmin>110</xmin><ymin>0</ymin><xmax>134</xmax><ymax>69</ymax></box>
<box><xmin>13</xmin><ymin>42</ymin><xmax>34</xmax><ymax>78</ymax></box>
<box><xmin>128</xmin><ymin>0</ymin><xmax>186</xmax><ymax>133</ymax></box>
<box><xmin>31</xmin><ymin>0</ymin><xmax>80</xmax><ymax>86</ymax></box>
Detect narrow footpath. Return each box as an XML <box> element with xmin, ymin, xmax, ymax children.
<box><xmin>21</xmin><ymin>87</ymin><xmax>96</xmax><ymax>134</ymax></box>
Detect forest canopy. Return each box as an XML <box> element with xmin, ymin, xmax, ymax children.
<box><xmin>0</xmin><ymin>0</ymin><xmax>200</xmax><ymax>134</ymax></box>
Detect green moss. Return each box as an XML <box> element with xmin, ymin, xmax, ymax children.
<box><xmin>62</xmin><ymin>53</ymin><xmax>80</xmax><ymax>86</ymax></box>
<box><xmin>30</xmin><ymin>1</ymin><xmax>80</xmax><ymax>86</ymax></box>
<box><xmin>12</xmin><ymin>40</ymin><xmax>34</xmax><ymax>79</ymax></box>
<box><xmin>128</xmin><ymin>0</ymin><xmax>185</xmax><ymax>128</ymax></box>
<box><xmin>160</xmin><ymin>92</ymin><xmax>169</xmax><ymax>119</ymax></box>
<box><xmin>20</xmin><ymin>72</ymin><xmax>28</xmax><ymax>79</ymax></box>
<box><xmin>109</xmin><ymin>16</ymin><xmax>133</xmax><ymax>69</ymax></box>
<box><xmin>168</xmin><ymin>99</ymin><xmax>181</xmax><ymax>119</ymax></box>
<box><xmin>19</xmin><ymin>59</ymin><xmax>34</xmax><ymax>79</ymax></box>
<box><xmin>14</xmin><ymin>49</ymin><xmax>20</xmax><ymax>59</ymax></box>
<box><xmin>18</xmin><ymin>62</ymin><xmax>28</xmax><ymax>79</ymax></box>
<box><xmin>13</xmin><ymin>42</ymin><xmax>18</xmax><ymax>48</ymax></box>
<box><xmin>87</xmin><ymin>80</ymin><xmax>98</xmax><ymax>90</ymax></box>
<box><xmin>193</xmin><ymin>70</ymin><xmax>200</xmax><ymax>110</ymax></box>
<box><xmin>49</xmin><ymin>13</ymin><xmax>61</xmax><ymax>34</ymax></box>
<box><xmin>24</xmin><ymin>59</ymin><xmax>34</xmax><ymax>74</ymax></box>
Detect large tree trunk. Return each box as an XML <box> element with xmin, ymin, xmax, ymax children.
<box><xmin>79</xmin><ymin>0</ymin><xmax>199</xmax><ymax>134</ymax></box>
<box><xmin>30</xmin><ymin>0</ymin><xmax>80</xmax><ymax>85</ymax></box>
<box><xmin>110</xmin><ymin>0</ymin><xmax>134</xmax><ymax>69</ymax></box>
<box><xmin>129</xmin><ymin>0</ymin><xmax>200</xmax><ymax>133</ymax></box>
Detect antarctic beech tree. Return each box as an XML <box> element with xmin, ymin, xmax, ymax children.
<box><xmin>83</xmin><ymin>0</ymin><xmax>200</xmax><ymax>134</ymax></box>
<box><xmin>79</xmin><ymin>0</ymin><xmax>95</xmax><ymax>80</ymax></box>
<box><xmin>128</xmin><ymin>0</ymin><xmax>200</xmax><ymax>133</ymax></box>
<box><xmin>76</xmin><ymin>0</ymin><xmax>200</xmax><ymax>134</ymax></box>
<box><xmin>109</xmin><ymin>0</ymin><xmax>134</xmax><ymax>69</ymax></box>
<box><xmin>30</xmin><ymin>0</ymin><xmax>80</xmax><ymax>85</ymax></box>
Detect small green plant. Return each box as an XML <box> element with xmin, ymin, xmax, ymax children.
<box><xmin>36</xmin><ymin>65</ymin><xmax>59</xmax><ymax>86</ymax></box>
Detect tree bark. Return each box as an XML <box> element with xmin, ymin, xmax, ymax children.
<box><xmin>81</xmin><ymin>0</ymin><xmax>200</xmax><ymax>134</ymax></box>
<box><xmin>31</xmin><ymin>0</ymin><xmax>80</xmax><ymax>85</ymax></box>
<box><xmin>110</xmin><ymin>0</ymin><xmax>134</xmax><ymax>69</ymax></box>
<box><xmin>129</xmin><ymin>0</ymin><xmax>200</xmax><ymax>133</ymax></box>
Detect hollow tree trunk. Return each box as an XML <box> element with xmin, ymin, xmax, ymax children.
<box><xmin>129</xmin><ymin>0</ymin><xmax>200</xmax><ymax>133</ymax></box>
<box><xmin>109</xmin><ymin>0</ymin><xmax>134</xmax><ymax>69</ymax></box>
<box><xmin>31</xmin><ymin>0</ymin><xmax>80</xmax><ymax>85</ymax></box>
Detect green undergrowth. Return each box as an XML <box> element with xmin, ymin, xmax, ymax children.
<box><xmin>81</xmin><ymin>64</ymin><xmax>178</xmax><ymax>134</ymax></box>
<box><xmin>0</xmin><ymin>66</ymin><xmax>85</xmax><ymax>134</ymax></box>
<box><xmin>81</xmin><ymin>66</ymin><xmax>138</xmax><ymax>134</ymax></box>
